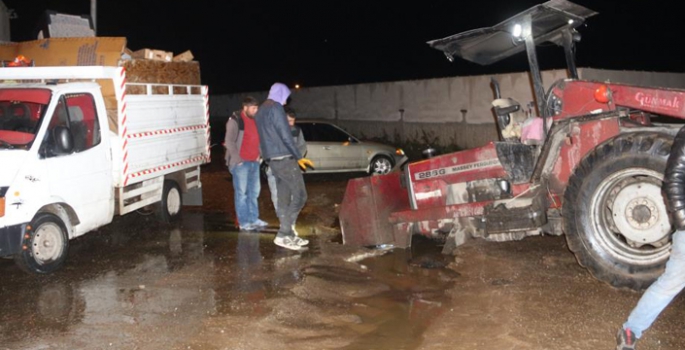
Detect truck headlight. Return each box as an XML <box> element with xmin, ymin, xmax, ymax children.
<box><xmin>0</xmin><ymin>187</ymin><xmax>6</xmax><ymax>218</ymax></box>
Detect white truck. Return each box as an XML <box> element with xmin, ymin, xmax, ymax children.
<box><xmin>0</xmin><ymin>66</ymin><xmax>210</xmax><ymax>273</ymax></box>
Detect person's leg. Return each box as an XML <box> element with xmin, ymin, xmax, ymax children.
<box><xmin>273</xmin><ymin>159</ymin><xmax>307</xmax><ymax>235</ymax></box>
<box><xmin>271</xmin><ymin>160</ymin><xmax>295</xmax><ymax>236</ymax></box>
<box><xmin>266</xmin><ymin>165</ymin><xmax>279</xmax><ymax>214</ymax></box>
<box><xmin>270</xmin><ymin>159</ymin><xmax>308</xmax><ymax>249</ymax></box>
<box><xmin>245</xmin><ymin>161</ymin><xmax>261</xmax><ymax>225</ymax></box>
<box><xmin>623</xmin><ymin>230</ymin><xmax>685</xmax><ymax>338</ymax></box>
<box><xmin>288</xmin><ymin>170</ymin><xmax>307</xmax><ymax>231</ymax></box>
<box><xmin>229</xmin><ymin>163</ymin><xmax>250</xmax><ymax>228</ymax></box>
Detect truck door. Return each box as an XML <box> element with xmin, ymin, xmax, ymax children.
<box><xmin>39</xmin><ymin>93</ymin><xmax>112</xmax><ymax>237</ymax></box>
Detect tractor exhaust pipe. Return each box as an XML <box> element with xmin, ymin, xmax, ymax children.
<box><xmin>491</xmin><ymin>77</ymin><xmax>501</xmax><ymax>100</ymax></box>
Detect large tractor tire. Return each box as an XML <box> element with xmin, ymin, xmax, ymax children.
<box><xmin>563</xmin><ymin>132</ymin><xmax>674</xmax><ymax>290</ymax></box>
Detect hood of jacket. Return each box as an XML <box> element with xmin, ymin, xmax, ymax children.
<box><xmin>267</xmin><ymin>83</ymin><xmax>291</xmax><ymax>105</ymax></box>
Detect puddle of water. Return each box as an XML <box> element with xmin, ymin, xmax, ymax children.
<box><xmin>303</xmin><ymin>235</ymin><xmax>456</xmax><ymax>350</ymax></box>
<box><xmin>0</xmin><ymin>212</ymin><xmax>457</xmax><ymax>349</ymax></box>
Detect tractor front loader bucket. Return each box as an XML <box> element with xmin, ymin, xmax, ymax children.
<box><xmin>339</xmin><ymin>172</ymin><xmax>411</xmax><ymax>248</ymax></box>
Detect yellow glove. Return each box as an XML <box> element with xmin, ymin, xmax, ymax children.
<box><xmin>298</xmin><ymin>158</ymin><xmax>315</xmax><ymax>171</ymax></box>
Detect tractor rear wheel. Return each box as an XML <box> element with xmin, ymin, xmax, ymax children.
<box><xmin>563</xmin><ymin>132</ymin><xmax>673</xmax><ymax>290</ymax></box>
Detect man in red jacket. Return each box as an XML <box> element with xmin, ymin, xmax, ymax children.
<box><xmin>224</xmin><ymin>96</ymin><xmax>268</xmax><ymax>231</ymax></box>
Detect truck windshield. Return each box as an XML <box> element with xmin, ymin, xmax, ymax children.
<box><xmin>0</xmin><ymin>88</ymin><xmax>51</xmax><ymax>150</ymax></box>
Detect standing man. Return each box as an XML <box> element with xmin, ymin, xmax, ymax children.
<box><xmin>616</xmin><ymin>126</ymin><xmax>685</xmax><ymax>350</ymax></box>
<box><xmin>255</xmin><ymin>83</ymin><xmax>313</xmax><ymax>250</ymax></box>
<box><xmin>225</xmin><ymin>96</ymin><xmax>268</xmax><ymax>231</ymax></box>
<box><xmin>266</xmin><ymin>107</ymin><xmax>307</xmax><ymax>214</ymax></box>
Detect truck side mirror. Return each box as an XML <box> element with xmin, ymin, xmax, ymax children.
<box><xmin>53</xmin><ymin>126</ymin><xmax>74</xmax><ymax>155</ymax></box>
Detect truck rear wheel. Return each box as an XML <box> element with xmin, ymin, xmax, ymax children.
<box><xmin>157</xmin><ymin>180</ymin><xmax>182</xmax><ymax>223</ymax></box>
<box><xmin>14</xmin><ymin>213</ymin><xmax>69</xmax><ymax>274</ymax></box>
<box><xmin>563</xmin><ymin>132</ymin><xmax>673</xmax><ymax>290</ymax></box>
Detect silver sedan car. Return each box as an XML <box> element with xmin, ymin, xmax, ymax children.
<box><xmin>296</xmin><ymin>120</ymin><xmax>407</xmax><ymax>175</ymax></box>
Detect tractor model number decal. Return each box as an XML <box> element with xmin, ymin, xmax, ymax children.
<box><xmin>414</xmin><ymin>158</ymin><xmax>500</xmax><ymax>180</ymax></box>
<box><xmin>415</xmin><ymin>168</ymin><xmax>446</xmax><ymax>180</ymax></box>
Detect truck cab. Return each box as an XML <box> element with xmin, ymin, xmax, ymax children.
<box><xmin>1</xmin><ymin>83</ymin><xmax>114</xmax><ymax>271</ymax></box>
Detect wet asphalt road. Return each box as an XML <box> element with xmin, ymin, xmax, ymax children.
<box><xmin>0</xmin><ymin>173</ymin><xmax>456</xmax><ymax>350</ymax></box>
<box><xmin>2</xmin><ymin>166</ymin><xmax>685</xmax><ymax>350</ymax></box>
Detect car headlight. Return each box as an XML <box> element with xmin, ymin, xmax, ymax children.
<box><xmin>395</xmin><ymin>148</ymin><xmax>405</xmax><ymax>156</ymax></box>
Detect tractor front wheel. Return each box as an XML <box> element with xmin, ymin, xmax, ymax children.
<box><xmin>563</xmin><ymin>132</ymin><xmax>673</xmax><ymax>290</ymax></box>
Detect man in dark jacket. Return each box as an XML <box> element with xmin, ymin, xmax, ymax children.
<box><xmin>616</xmin><ymin>126</ymin><xmax>685</xmax><ymax>350</ymax></box>
<box><xmin>224</xmin><ymin>96</ymin><xmax>267</xmax><ymax>231</ymax></box>
<box><xmin>255</xmin><ymin>83</ymin><xmax>313</xmax><ymax>250</ymax></box>
<box><xmin>266</xmin><ymin>107</ymin><xmax>307</xmax><ymax>213</ymax></box>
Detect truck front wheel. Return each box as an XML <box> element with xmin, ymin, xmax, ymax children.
<box><xmin>14</xmin><ymin>213</ymin><xmax>69</xmax><ymax>274</ymax></box>
<box><xmin>563</xmin><ymin>132</ymin><xmax>673</xmax><ymax>290</ymax></box>
<box><xmin>158</xmin><ymin>180</ymin><xmax>182</xmax><ymax>223</ymax></box>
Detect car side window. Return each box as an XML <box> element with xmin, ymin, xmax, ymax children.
<box><xmin>318</xmin><ymin>124</ymin><xmax>350</xmax><ymax>142</ymax></box>
<box><xmin>298</xmin><ymin>122</ymin><xmax>353</xmax><ymax>142</ymax></box>
<box><xmin>42</xmin><ymin>93</ymin><xmax>101</xmax><ymax>157</ymax></box>
<box><xmin>298</xmin><ymin>123</ymin><xmax>319</xmax><ymax>141</ymax></box>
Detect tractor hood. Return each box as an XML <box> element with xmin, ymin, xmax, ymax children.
<box><xmin>427</xmin><ymin>0</ymin><xmax>597</xmax><ymax>65</ymax></box>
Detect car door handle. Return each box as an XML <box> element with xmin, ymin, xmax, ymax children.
<box><xmin>323</xmin><ymin>146</ymin><xmax>331</xmax><ymax>150</ymax></box>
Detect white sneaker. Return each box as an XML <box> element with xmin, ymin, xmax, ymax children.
<box><xmin>292</xmin><ymin>236</ymin><xmax>309</xmax><ymax>247</ymax></box>
<box><xmin>239</xmin><ymin>223</ymin><xmax>257</xmax><ymax>231</ymax></box>
<box><xmin>253</xmin><ymin>219</ymin><xmax>269</xmax><ymax>227</ymax></box>
<box><xmin>291</xmin><ymin>225</ymin><xmax>309</xmax><ymax>246</ymax></box>
<box><xmin>274</xmin><ymin>236</ymin><xmax>304</xmax><ymax>250</ymax></box>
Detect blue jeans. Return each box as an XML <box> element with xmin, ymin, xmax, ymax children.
<box><xmin>229</xmin><ymin>161</ymin><xmax>261</xmax><ymax>226</ymax></box>
<box><xmin>624</xmin><ymin>230</ymin><xmax>685</xmax><ymax>338</ymax></box>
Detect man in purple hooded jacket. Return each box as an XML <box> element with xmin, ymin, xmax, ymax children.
<box><xmin>255</xmin><ymin>83</ymin><xmax>313</xmax><ymax>250</ymax></box>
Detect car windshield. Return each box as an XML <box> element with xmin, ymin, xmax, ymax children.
<box><xmin>0</xmin><ymin>88</ymin><xmax>52</xmax><ymax>150</ymax></box>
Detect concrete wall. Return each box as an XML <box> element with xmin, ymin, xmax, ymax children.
<box><xmin>582</xmin><ymin>68</ymin><xmax>685</xmax><ymax>89</ymax></box>
<box><xmin>209</xmin><ymin>68</ymin><xmax>685</xmax><ymax>149</ymax></box>
<box><xmin>0</xmin><ymin>1</ymin><xmax>9</xmax><ymax>43</ymax></box>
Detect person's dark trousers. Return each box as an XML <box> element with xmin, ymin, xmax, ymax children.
<box><xmin>269</xmin><ymin>158</ymin><xmax>307</xmax><ymax>238</ymax></box>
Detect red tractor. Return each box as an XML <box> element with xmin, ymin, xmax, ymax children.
<box><xmin>339</xmin><ymin>0</ymin><xmax>685</xmax><ymax>290</ymax></box>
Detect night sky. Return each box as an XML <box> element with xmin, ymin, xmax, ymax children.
<box><xmin>3</xmin><ymin>1</ymin><xmax>684</xmax><ymax>94</ymax></box>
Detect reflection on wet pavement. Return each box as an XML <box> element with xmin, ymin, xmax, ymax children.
<box><xmin>0</xmin><ymin>212</ymin><xmax>455</xmax><ymax>349</ymax></box>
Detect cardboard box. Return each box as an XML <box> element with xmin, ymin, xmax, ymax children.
<box><xmin>0</xmin><ymin>37</ymin><xmax>126</xmax><ymax>66</ymax></box>
<box><xmin>35</xmin><ymin>11</ymin><xmax>95</xmax><ymax>39</ymax></box>
<box><xmin>132</xmin><ymin>48</ymin><xmax>172</xmax><ymax>62</ymax></box>
<box><xmin>173</xmin><ymin>50</ymin><xmax>194</xmax><ymax>62</ymax></box>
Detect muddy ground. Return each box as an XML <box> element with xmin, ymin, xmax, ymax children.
<box><xmin>1</xmin><ymin>158</ymin><xmax>684</xmax><ymax>350</ymax></box>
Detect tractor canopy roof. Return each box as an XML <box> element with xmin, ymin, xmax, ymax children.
<box><xmin>427</xmin><ymin>0</ymin><xmax>597</xmax><ymax>65</ymax></box>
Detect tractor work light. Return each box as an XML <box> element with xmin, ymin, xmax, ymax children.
<box><xmin>512</xmin><ymin>24</ymin><xmax>523</xmax><ymax>38</ymax></box>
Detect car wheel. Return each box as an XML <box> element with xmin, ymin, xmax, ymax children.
<box><xmin>14</xmin><ymin>213</ymin><xmax>70</xmax><ymax>274</ymax></box>
<box><xmin>370</xmin><ymin>155</ymin><xmax>393</xmax><ymax>175</ymax></box>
